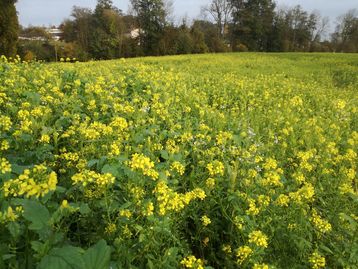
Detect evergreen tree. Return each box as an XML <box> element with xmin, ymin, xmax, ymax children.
<box><xmin>0</xmin><ymin>0</ymin><xmax>19</xmax><ymax>57</ymax></box>
<box><xmin>90</xmin><ymin>0</ymin><xmax>124</xmax><ymax>59</ymax></box>
<box><xmin>230</xmin><ymin>0</ymin><xmax>275</xmax><ymax>51</ymax></box>
<box><xmin>130</xmin><ymin>0</ymin><xmax>167</xmax><ymax>55</ymax></box>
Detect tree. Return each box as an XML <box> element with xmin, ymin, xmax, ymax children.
<box><xmin>201</xmin><ymin>0</ymin><xmax>232</xmax><ymax>38</ymax></box>
<box><xmin>190</xmin><ymin>22</ymin><xmax>209</xmax><ymax>54</ymax></box>
<box><xmin>311</xmin><ymin>12</ymin><xmax>329</xmax><ymax>43</ymax></box>
<box><xmin>192</xmin><ymin>20</ymin><xmax>229</xmax><ymax>52</ymax></box>
<box><xmin>230</xmin><ymin>0</ymin><xmax>275</xmax><ymax>51</ymax></box>
<box><xmin>130</xmin><ymin>0</ymin><xmax>168</xmax><ymax>55</ymax></box>
<box><xmin>61</xmin><ymin>7</ymin><xmax>93</xmax><ymax>60</ymax></box>
<box><xmin>270</xmin><ymin>5</ymin><xmax>323</xmax><ymax>52</ymax></box>
<box><xmin>270</xmin><ymin>7</ymin><xmax>289</xmax><ymax>51</ymax></box>
<box><xmin>287</xmin><ymin>5</ymin><xmax>313</xmax><ymax>51</ymax></box>
<box><xmin>91</xmin><ymin>0</ymin><xmax>124</xmax><ymax>59</ymax></box>
<box><xmin>332</xmin><ymin>9</ymin><xmax>358</xmax><ymax>52</ymax></box>
<box><xmin>0</xmin><ymin>0</ymin><xmax>19</xmax><ymax>57</ymax></box>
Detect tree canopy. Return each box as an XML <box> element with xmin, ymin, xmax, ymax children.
<box><xmin>0</xmin><ymin>0</ymin><xmax>19</xmax><ymax>57</ymax></box>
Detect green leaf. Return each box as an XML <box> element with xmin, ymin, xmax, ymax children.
<box><xmin>55</xmin><ymin>186</ymin><xmax>67</xmax><ymax>193</ymax></box>
<box><xmin>101</xmin><ymin>164</ymin><xmax>120</xmax><ymax>177</ymax></box>
<box><xmin>160</xmin><ymin>150</ymin><xmax>169</xmax><ymax>160</ymax></box>
<box><xmin>147</xmin><ymin>260</ymin><xmax>154</xmax><ymax>269</ymax></box>
<box><xmin>15</xmin><ymin>199</ymin><xmax>50</xmax><ymax>231</ymax></box>
<box><xmin>79</xmin><ymin>203</ymin><xmax>91</xmax><ymax>215</ymax></box>
<box><xmin>320</xmin><ymin>244</ymin><xmax>334</xmax><ymax>255</ymax></box>
<box><xmin>83</xmin><ymin>240</ymin><xmax>111</xmax><ymax>269</ymax></box>
<box><xmin>6</xmin><ymin>222</ymin><xmax>21</xmax><ymax>238</ymax></box>
<box><xmin>31</xmin><ymin>241</ymin><xmax>44</xmax><ymax>253</ymax></box>
<box><xmin>87</xmin><ymin>159</ymin><xmax>99</xmax><ymax>168</ymax></box>
<box><xmin>10</xmin><ymin>164</ymin><xmax>33</xmax><ymax>175</ymax></box>
<box><xmin>37</xmin><ymin>246</ymin><xmax>85</xmax><ymax>269</ymax></box>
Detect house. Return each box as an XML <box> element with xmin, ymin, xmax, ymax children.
<box><xmin>46</xmin><ymin>28</ymin><xmax>63</xmax><ymax>41</ymax></box>
<box><xmin>19</xmin><ymin>27</ymin><xmax>63</xmax><ymax>41</ymax></box>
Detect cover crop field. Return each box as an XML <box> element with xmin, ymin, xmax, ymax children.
<box><xmin>0</xmin><ymin>53</ymin><xmax>357</xmax><ymax>269</ymax></box>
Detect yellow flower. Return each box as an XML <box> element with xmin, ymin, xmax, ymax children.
<box><xmin>6</xmin><ymin>207</ymin><xmax>18</xmax><ymax>222</ymax></box>
<box><xmin>263</xmin><ymin>158</ymin><xmax>277</xmax><ymax>170</ymax></box>
<box><xmin>109</xmin><ymin>143</ymin><xmax>120</xmax><ymax>156</ymax></box>
<box><xmin>246</xmin><ymin>198</ymin><xmax>260</xmax><ymax>216</ymax></box>
<box><xmin>39</xmin><ymin>134</ymin><xmax>50</xmax><ymax>143</ymax></box>
<box><xmin>222</xmin><ymin>244</ymin><xmax>232</xmax><ymax>254</ymax></box>
<box><xmin>61</xmin><ymin>200</ymin><xmax>69</xmax><ymax>209</ymax></box>
<box><xmin>216</xmin><ymin>131</ymin><xmax>233</xmax><ymax>145</ymax></box>
<box><xmin>248</xmin><ymin>230</ymin><xmax>268</xmax><ymax>248</ymax></box>
<box><xmin>3</xmin><ymin>165</ymin><xmax>57</xmax><ymax>198</ymax></box>
<box><xmin>1</xmin><ymin>158</ymin><xmax>11</xmax><ymax>174</ymax></box>
<box><xmin>110</xmin><ymin>117</ymin><xmax>128</xmax><ymax>130</ymax></box>
<box><xmin>144</xmin><ymin>202</ymin><xmax>154</xmax><ymax>216</ymax></box>
<box><xmin>275</xmin><ymin>194</ymin><xmax>290</xmax><ymax>207</ymax></box>
<box><xmin>0</xmin><ymin>140</ymin><xmax>9</xmax><ymax>151</ymax></box>
<box><xmin>180</xmin><ymin>255</ymin><xmax>204</xmax><ymax>269</ymax></box>
<box><xmin>310</xmin><ymin>209</ymin><xmax>332</xmax><ymax>234</ymax></box>
<box><xmin>201</xmin><ymin>215</ymin><xmax>211</xmax><ymax>226</ymax></box>
<box><xmin>252</xmin><ymin>264</ymin><xmax>270</xmax><ymax>269</ymax></box>
<box><xmin>191</xmin><ymin>188</ymin><xmax>206</xmax><ymax>200</ymax></box>
<box><xmin>309</xmin><ymin>251</ymin><xmax>325</xmax><ymax>269</ymax></box>
<box><xmin>120</xmin><ymin>209</ymin><xmax>132</xmax><ymax>219</ymax></box>
<box><xmin>236</xmin><ymin>246</ymin><xmax>253</xmax><ymax>264</ymax></box>
<box><xmin>205</xmin><ymin>178</ymin><xmax>215</xmax><ymax>188</ymax></box>
<box><xmin>105</xmin><ymin>223</ymin><xmax>117</xmax><ymax>235</ymax></box>
<box><xmin>129</xmin><ymin>153</ymin><xmax>159</xmax><ymax>180</ymax></box>
<box><xmin>170</xmin><ymin>161</ymin><xmax>185</xmax><ymax>175</ymax></box>
<box><xmin>0</xmin><ymin>115</ymin><xmax>12</xmax><ymax>131</ymax></box>
<box><xmin>207</xmin><ymin>160</ymin><xmax>224</xmax><ymax>176</ymax></box>
<box><xmin>71</xmin><ymin>170</ymin><xmax>115</xmax><ymax>187</ymax></box>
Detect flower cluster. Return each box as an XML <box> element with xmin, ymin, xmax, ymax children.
<box><xmin>310</xmin><ymin>209</ymin><xmax>332</xmax><ymax>234</ymax></box>
<box><xmin>71</xmin><ymin>170</ymin><xmax>115</xmax><ymax>187</ymax></box>
<box><xmin>0</xmin><ymin>206</ymin><xmax>22</xmax><ymax>223</ymax></box>
<box><xmin>129</xmin><ymin>153</ymin><xmax>159</xmax><ymax>180</ymax></box>
<box><xmin>201</xmin><ymin>215</ymin><xmax>211</xmax><ymax>226</ymax></box>
<box><xmin>170</xmin><ymin>161</ymin><xmax>185</xmax><ymax>175</ymax></box>
<box><xmin>3</xmin><ymin>165</ymin><xmax>57</xmax><ymax>198</ymax></box>
<box><xmin>236</xmin><ymin>246</ymin><xmax>253</xmax><ymax>264</ymax></box>
<box><xmin>309</xmin><ymin>252</ymin><xmax>326</xmax><ymax>269</ymax></box>
<box><xmin>248</xmin><ymin>230</ymin><xmax>269</xmax><ymax>248</ymax></box>
<box><xmin>154</xmin><ymin>181</ymin><xmax>206</xmax><ymax>215</ymax></box>
<box><xmin>206</xmin><ymin>160</ymin><xmax>224</xmax><ymax>176</ymax></box>
<box><xmin>180</xmin><ymin>255</ymin><xmax>204</xmax><ymax>269</ymax></box>
<box><xmin>1</xmin><ymin>158</ymin><xmax>11</xmax><ymax>174</ymax></box>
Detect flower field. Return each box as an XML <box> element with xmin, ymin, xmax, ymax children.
<box><xmin>0</xmin><ymin>53</ymin><xmax>357</xmax><ymax>269</ymax></box>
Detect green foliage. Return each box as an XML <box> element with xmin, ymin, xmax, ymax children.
<box><xmin>15</xmin><ymin>199</ymin><xmax>50</xmax><ymax>232</ymax></box>
<box><xmin>130</xmin><ymin>0</ymin><xmax>167</xmax><ymax>55</ymax></box>
<box><xmin>230</xmin><ymin>0</ymin><xmax>275</xmax><ymax>51</ymax></box>
<box><xmin>38</xmin><ymin>246</ymin><xmax>85</xmax><ymax>269</ymax></box>
<box><xmin>83</xmin><ymin>240</ymin><xmax>111</xmax><ymax>269</ymax></box>
<box><xmin>0</xmin><ymin>0</ymin><xmax>19</xmax><ymax>57</ymax></box>
<box><xmin>90</xmin><ymin>1</ymin><xmax>124</xmax><ymax>59</ymax></box>
<box><xmin>37</xmin><ymin>240</ymin><xmax>111</xmax><ymax>269</ymax></box>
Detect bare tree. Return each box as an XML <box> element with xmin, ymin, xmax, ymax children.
<box><xmin>311</xmin><ymin>11</ymin><xmax>330</xmax><ymax>42</ymax></box>
<box><xmin>201</xmin><ymin>0</ymin><xmax>232</xmax><ymax>37</ymax></box>
<box><xmin>164</xmin><ymin>0</ymin><xmax>174</xmax><ymax>23</ymax></box>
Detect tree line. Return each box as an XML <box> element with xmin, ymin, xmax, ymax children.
<box><xmin>1</xmin><ymin>0</ymin><xmax>357</xmax><ymax>61</ymax></box>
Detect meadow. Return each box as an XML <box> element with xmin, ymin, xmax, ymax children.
<box><xmin>0</xmin><ymin>53</ymin><xmax>357</xmax><ymax>269</ymax></box>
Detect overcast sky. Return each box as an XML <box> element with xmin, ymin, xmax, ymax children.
<box><xmin>16</xmin><ymin>0</ymin><xmax>357</xmax><ymax>27</ymax></box>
